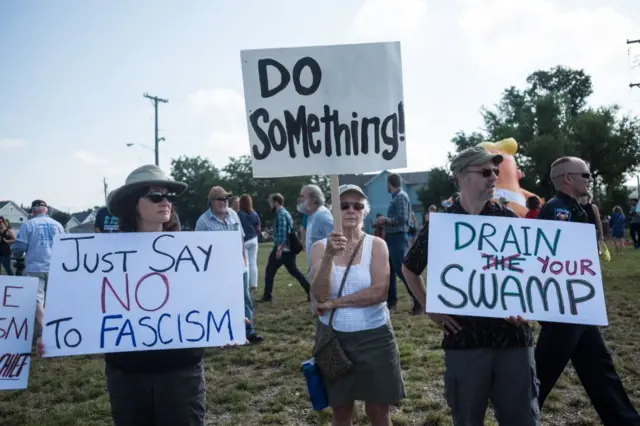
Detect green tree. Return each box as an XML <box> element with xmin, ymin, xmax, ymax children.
<box><xmin>51</xmin><ymin>211</ymin><xmax>71</xmax><ymax>227</ymax></box>
<box><xmin>417</xmin><ymin>167</ymin><xmax>457</xmax><ymax>209</ymax></box>
<box><xmin>170</xmin><ymin>156</ymin><xmax>221</xmax><ymax>228</ymax></box>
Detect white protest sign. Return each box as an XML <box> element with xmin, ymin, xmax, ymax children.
<box><xmin>42</xmin><ymin>231</ymin><xmax>246</xmax><ymax>357</ymax></box>
<box><xmin>0</xmin><ymin>276</ymin><xmax>38</xmax><ymax>390</ymax></box>
<box><xmin>241</xmin><ymin>41</ymin><xmax>407</xmax><ymax>178</ymax></box>
<box><xmin>426</xmin><ymin>213</ymin><xmax>608</xmax><ymax>326</ymax></box>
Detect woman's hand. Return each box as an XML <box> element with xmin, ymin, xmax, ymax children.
<box><xmin>325</xmin><ymin>232</ymin><xmax>347</xmax><ymax>257</ymax></box>
<box><xmin>220</xmin><ymin>318</ymin><xmax>251</xmax><ymax>350</ymax></box>
<box><xmin>316</xmin><ymin>299</ymin><xmax>335</xmax><ymax>316</ymax></box>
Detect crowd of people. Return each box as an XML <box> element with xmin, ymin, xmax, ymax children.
<box><xmin>2</xmin><ymin>146</ymin><xmax>640</xmax><ymax>425</ymax></box>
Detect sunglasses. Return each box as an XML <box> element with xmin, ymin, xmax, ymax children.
<box><xmin>145</xmin><ymin>192</ymin><xmax>178</xmax><ymax>203</ymax></box>
<box><xmin>468</xmin><ymin>167</ymin><xmax>500</xmax><ymax>178</ymax></box>
<box><xmin>570</xmin><ymin>172</ymin><xmax>591</xmax><ymax>179</ymax></box>
<box><xmin>212</xmin><ymin>197</ymin><xmax>229</xmax><ymax>202</ymax></box>
<box><xmin>340</xmin><ymin>201</ymin><xmax>365</xmax><ymax>211</ymax></box>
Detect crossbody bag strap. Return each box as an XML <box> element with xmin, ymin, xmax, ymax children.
<box><xmin>328</xmin><ymin>234</ymin><xmax>366</xmax><ymax>329</ymax></box>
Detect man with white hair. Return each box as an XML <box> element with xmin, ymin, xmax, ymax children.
<box><xmin>12</xmin><ymin>200</ymin><xmax>65</xmax><ymax>329</ymax></box>
<box><xmin>535</xmin><ymin>156</ymin><xmax>640</xmax><ymax>425</ymax></box>
<box><xmin>297</xmin><ymin>184</ymin><xmax>333</xmax><ymax>313</ymax></box>
<box><xmin>401</xmin><ymin>147</ymin><xmax>539</xmax><ymax>425</ymax></box>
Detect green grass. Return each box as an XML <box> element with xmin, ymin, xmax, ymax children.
<box><xmin>2</xmin><ymin>242</ymin><xmax>639</xmax><ymax>425</ymax></box>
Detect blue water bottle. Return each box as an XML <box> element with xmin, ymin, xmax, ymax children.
<box><xmin>302</xmin><ymin>358</ymin><xmax>329</xmax><ymax>411</ymax></box>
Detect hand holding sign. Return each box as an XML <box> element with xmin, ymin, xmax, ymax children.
<box><xmin>325</xmin><ymin>232</ymin><xmax>348</xmax><ymax>258</ymax></box>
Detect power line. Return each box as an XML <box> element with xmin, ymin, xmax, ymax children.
<box><xmin>143</xmin><ymin>93</ymin><xmax>169</xmax><ymax>166</ymax></box>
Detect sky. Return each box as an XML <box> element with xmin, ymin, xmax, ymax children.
<box><xmin>2</xmin><ymin>0</ymin><xmax>640</xmax><ymax>212</ymax></box>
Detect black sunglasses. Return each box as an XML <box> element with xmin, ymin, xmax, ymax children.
<box><xmin>570</xmin><ymin>172</ymin><xmax>591</xmax><ymax>179</ymax></box>
<box><xmin>212</xmin><ymin>197</ymin><xmax>229</xmax><ymax>202</ymax></box>
<box><xmin>340</xmin><ymin>201</ymin><xmax>365</xmax><ymax>211</ymax></box>
<box><xmin>468</xmin><ymin>167</ymin><xmax>500</xmax><ymax>178</ymax></box>
<box><xmin>145</xmin><ymin>192</ymin><xmax>178</xmax><ymax>203</ymax></box>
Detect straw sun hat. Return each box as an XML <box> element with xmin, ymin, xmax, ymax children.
<box><xmin>107</xmin><ymin>164</ymin><xmax>187</xmax><ymax>218</ymax></box>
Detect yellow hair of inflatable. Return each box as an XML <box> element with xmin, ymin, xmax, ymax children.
<box><xmin>477</xmin><ymin>137</ymin><xmax>518</xmax><ymax>156</ymax></box>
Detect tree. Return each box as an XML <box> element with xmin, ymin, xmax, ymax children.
<box><xmin>170</xmin><ymin>156</ymin><xmax>221</xmax><ymax>228</ymax></box>
<box><xmin>451</xmin><ymin>66</ymin><xmax>640</xmax><ymax>201</ymax></box>
<box><xmin>51</xmin><ymin>211</ymin><xmax>71</xmax><ymax>227</ymax></box>
<box><xmin>417</xmin><ymin>167</ymin><xmax>457</xmax><ymax>209</ymax></box>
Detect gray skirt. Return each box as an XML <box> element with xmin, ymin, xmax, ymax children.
<box><xmin>315</xmin><ymin>321</ymin><xmax>406</xmax><ymax>407</ymax></box>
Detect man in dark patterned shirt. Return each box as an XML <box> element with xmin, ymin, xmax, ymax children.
<box><xmin>401</xmin><ymin>147</ymin><xmax>539</xmax><ymax>426</ymax></box>
<box><xmin>377</xmin><ymin>173</ymin><xmax>420</xmax><ymax>314</ymax></box>
<box><xmin>260</xmin><ymin>193</ymin><xmax>310</xmax><ymax>302</ymax></box>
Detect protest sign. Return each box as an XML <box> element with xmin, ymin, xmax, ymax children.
<box><xmin>241</xmin><ymin>41</ymin><xmax>407</xmax><ymax>178</ymax></box>
<box><xmin>426</xmin><ymin>213</ymin><xmax>608</xmax><ymax>326</ymax></box>
<box><xmin>0</xmin><ymin>276</ymin><xmax>38</xmax><ymax>390</ymax></box>
<box><xmin>42</xmin><ymin>231</ymin><xmax>246</xmax><ymax>357</ymax></box>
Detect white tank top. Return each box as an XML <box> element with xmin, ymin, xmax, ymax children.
<box><xmin>318</xmin><ymin>234</ymin><xmax>390</xmax><ymax>332</ymax></box>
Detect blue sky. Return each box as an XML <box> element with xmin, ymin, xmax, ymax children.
<box><xmin>2</xmin><ymin>0</ymin><xmax>640</xmax><ymax>212</ymax></box>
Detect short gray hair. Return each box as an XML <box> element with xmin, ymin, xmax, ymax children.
<box><xmin>303</xmin><ymin>184</ymin><xmax>325</xmax><ymax>206</ymax></box>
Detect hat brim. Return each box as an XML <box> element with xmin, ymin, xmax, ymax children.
<box><xmin>340</xmin><ymin>188</ymin><xmax>368</xmax><ymax>199</ymax></box>
<box><xmin>107</xmin><ymin>180</ymin><xmax>187</xmax><ymax>218</ymax></box>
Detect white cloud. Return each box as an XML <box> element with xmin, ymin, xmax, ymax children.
<box><xmin>188</xmin><ymin>88</ymin><xmax>245</xmax><ymax>116</ymax></box>
<box><xmin>0</xmin><ymin>138</ymin><xmax>26</xmax><ymax>149</ymax></box>
<box><xmin>74</xmin><ymin>150</ymin><xmax>108</xmax><ymax>166</ymax></box>
<box><xmin>349</xmin><ymin>0</ymin><xmax>428</xmax><ymax>43</ymax></box>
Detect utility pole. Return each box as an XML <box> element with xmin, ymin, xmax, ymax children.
<box><xmin>143</xmin><ymin>93</ymin><xmax>169</xmax><ymax>166</ymax></box>
<box><xmin>103</xmin><ymin>177</ymin><xmax>108</xmax><ymax>203</ymax></box>
<box><xmin>628</xmin><ymin>39</ymin><xmax>640</xmax><ymax>88</ymax></box>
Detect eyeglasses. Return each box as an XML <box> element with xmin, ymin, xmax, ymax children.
<box><xmin>551</xmin><ymin>172</ymin><xmax>592</xmax><ymax>179</ymax></box>
<box><xmin>340</xmin><ymin>201</ymin><xmax>365</xmax><ymax>211</ymax></box>
<box><xmin>467</xmin><ymin>168</ymin><xmax>500</xmax><ymax>178</ymax></box>
<box><xmin>145</xmin><ymin>192</ymin><xmax>178</xmax><ymax>203</ymax></box>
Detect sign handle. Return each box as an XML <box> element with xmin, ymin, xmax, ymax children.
<box><xmin>330</xmin><ymin>175</ymin><xmax>342</xmax><ymax>232</ymax></box>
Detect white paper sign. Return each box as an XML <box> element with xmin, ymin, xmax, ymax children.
<box><xmin>241</xmin><ymin>41</ymin><xmax>407</xmax><ymax>177</ymax></box>
<box><xmin>426</xmin><ymin>213</ymin><xmax>608</xmax><ymax>326</ymax></box>
<box><xmin>43</xmin><ymin>231</ymin><xmax>246</xmax><ymax>357</ymax></box>
<box><xmin>0</xmin><ymin>276</ymin><xmax>38</xmax><ymax>390</ymax></box>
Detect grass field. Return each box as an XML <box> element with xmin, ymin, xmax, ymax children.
<box><xmin>1</xmin><ymin>242</ymin><xmax>639</xmax><ymax>426</ymax></box>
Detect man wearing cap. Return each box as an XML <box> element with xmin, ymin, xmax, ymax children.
<box><xmin>195</xmin><ymin>186</ymin><xmax>263</xmax><ymax>344</ymax></box>
<box><xmin>12</xmin><ymin>200</ymin><xmax>65</xmax><ymax>329</ymax></box>
<box><xmin>401</xmin><ymin>147</ymin><xmax>539</xmax><ymax>425</ymax></box>
<box><xmin>94</xmin><ymin>192</ymin><xmax>120</xmax><ymax>233</ymax></box>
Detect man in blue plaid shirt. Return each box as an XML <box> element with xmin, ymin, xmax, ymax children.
<box><xmin>377</xmin><ymin>173</ymin><xmax>420</xmax><ymax>314</ymax></box>
<box><xmin>260</xmin><ymin>193</ymin><xmax>310</xmax><ymax>302</ymax></box>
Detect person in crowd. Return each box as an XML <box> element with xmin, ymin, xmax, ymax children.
<box><xmin>300</xmin><ymin>213</ymin><xmax>308</xmax><ymax>248</ymax></box>
<box><xmin>39</xmin><ymin>165</ymin><xmax>204</xmax><ymax>425</ymax></box>
<box><xmin>298</xmin><ymin>184</ymin><xmax>333</xmax><ymax>314</ymax></box>
<box><xmin>310</xmin><ymin>184</ymin><xmax>405</xmax><ymax>425</ymax></box>
<box><xmin>579</xmin><ymin>194</ymin><xmax>604</xmax><ymax>242</ymax></box>
<box><xmin>261</xmin><ymin>193</ymin><xmax>310</xmax><ymax>302</ymax></box>
<box><xmin>525</xmin><ymin>195</ymin><xmax>541</xmax><ymax>219</ymax></box>
<box><xmin>94</xmin><ymin>200</ymin><xmax>120</xmax><ymax>233</ymax></box>
<box><xmin>629</xmin><ymin>197</ymin><xmax>640</xmax><ymax>248</ymax></box>
<box><xmin>401</xmin><ymin>147</ymin><xmax>539</xmax><ymax>425</ymax></box>
<box><xmin>0</xmin><ymin>216</ymin><xmax>16</xmax><ymax>275</ymax></box>
<box><xmin>609</xmin><ymin>206</ymin><xmax>627</xmax><ymax>255</ymax></box>
<box><xmin>376</xmin><ymin>173</ymin><xmax>420</xmax><ymax>314</ymax></box>
<box><xmin>422</xmin><ymin>204</ymin><xmax>437</xmax><ymax>229</ymax></box>
<box><xmin>230</xmin><ymin>196</ymin><xmax>240</xmax><ymax>212</ymax></box>
<box><xmin>408</xmin><ymin>211</ymin><xmax>417</xmax><ymax>246</ymax></box>
<box><xmin>371</xmin><ymin>213</ymin><xmax>385</xmax><ymax>239</ymax></box>
<box><xmin>12</xmin><ymin>200</ymin><xmax>65</xmax><ymax>329</ymax></box>
<box><xmin>237</xmin><ymin>194</ymin><xmax>261</xmax><ymax>291</ymax></box>
<box><xmin>535</xmin><ymin>156</ymin><xmax>640</xmax><ymax>426</ymax></box>
<box><xmin>195</xmin><ymin>186</ymin><xmax>263</xmax><ymax>344</ymax></box>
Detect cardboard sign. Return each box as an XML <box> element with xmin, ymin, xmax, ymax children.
<box><xmin>42</xmin><ymin>231</ymin><xmax>246</xmax><ymax>357</ymax></box>
<box><xmin>426</xmin><ymin>213</ymin><xmax>608</xmax><ymax>326</ymax></box>
<box><xmin>0</xmin><ymin>276</ymin><xmax>38</xmax><ymax>390</ymax></box>
<box><xmin>241</xmin><ymin>41</ymin><xmax>407</xmax><ymax>177</ymax></box>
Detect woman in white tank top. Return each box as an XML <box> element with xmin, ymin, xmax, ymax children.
<box><xmin>309</xmin><ymin>184</ymin><xmax>405</xmax><ymax>425</ymax></box>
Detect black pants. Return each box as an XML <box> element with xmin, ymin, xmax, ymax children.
<box><xmin>630</xmin><ymin>223</ymin><xmax>640</xmax><ymax>247</ymax></box>
<box><xmin>536</xmin><ymin>323</ymin><xmax>640</xmax><ymax>426</ymax></box>
<box><xmin>262</xmin><ymin>248</ymin><xmax>310</xmax><ymax>300</ymax></box>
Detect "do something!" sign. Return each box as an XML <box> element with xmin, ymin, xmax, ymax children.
<box><xmin>425</xmin><ymin>213</ymin><xmax>608</xmax><ymax>326</ymax></box>
<box><xmin>241</xmin><ymin>41</ymin><xmax>407</xmax><ymax>178</ymax></box>
<box><xmin>42</xmin><ymin>231</ymin><xmax>247</xmax><ymax>357</ymax></box>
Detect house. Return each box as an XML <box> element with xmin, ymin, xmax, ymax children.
<box><xmin>65</xmin><ymin>209</ymin><xmax>98</xmax><ymax>232</ymax></box>
<box><xmin>0</xmin><ymin>201</ymin><xmax>29</xmax><ymax>229</ymax></box>
<box><xmin>68</xmin><ymin>222</ymin><xmax>97</xmax><ymax>234</ymax></box>
<box><xmin>339</xmin><ymin>170</ymin><xmax>429</xmax><ymax>232</ymax></box>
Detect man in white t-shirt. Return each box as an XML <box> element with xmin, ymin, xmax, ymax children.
<box><xmin>13</xmin><ymin>200</ymin><xmax>65</xmax><ymax>329</ymax></box>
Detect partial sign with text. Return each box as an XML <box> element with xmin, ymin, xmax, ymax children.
<box><xmin>426</xmin><ymin>213</ymin><xmax>608</xmax><ymax>326</ymax></box>
<box><xmin>43</xmin><ymin>231</ymin><xmax>246</xmax><ymax>357</ymax></box>
<box><xmin>241</xmin><ymin>41</ymin><xmax>407</xmax><ymax>177</ymax></box>
<box><xmin>0</xmin><ymin>276</ymin><xmax>38</xmax><ymax>390</ymax></box>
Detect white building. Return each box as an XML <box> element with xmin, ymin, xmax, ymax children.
<box><xmin>0</xmin><ymin>201</ymin><xmax>28</xmax><ymax>229</ymax></box>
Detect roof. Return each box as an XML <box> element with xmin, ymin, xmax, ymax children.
<box><xmin>0</xmin><ymin>201</ymin><xmax>9</xmax><ymax>209</ymax></box>
<box><xmin>339</xmin><ymin>171</ymin><xmax>429</xmax><ymax>188</ymax></box>
<box><xmin>68</xmin><ymin>222</ymin><xmax>96</xmax><ymax>233</ymax></box>
<box><xmin>71</xmin><ymin>211</ymin><xmax>93</xmax><ymax>223</ymax></box>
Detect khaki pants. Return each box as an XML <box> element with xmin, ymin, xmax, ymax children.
<box><xmin>27</xmin><ymin>271</ymin><xmax>49</xmax><ymax>307</ymax></box>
